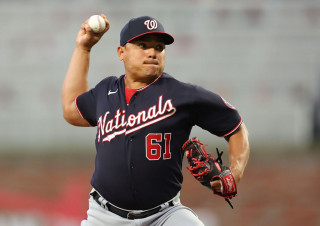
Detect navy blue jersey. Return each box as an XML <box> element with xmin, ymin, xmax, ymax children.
<box><xmin>76</xmin><ymin>72</ymin><xmax>242</xmax><ymax>210</ymax></box>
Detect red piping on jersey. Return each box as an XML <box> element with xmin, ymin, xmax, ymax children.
<box><xmin>221</xmin><ymin>118</ymin><xmax>242</xmax><ymax>137</ymax></box>
<box><xmin>137</xmin><ymin>73</ymin><xmax>163</xmax><ymax>92</ymax></box>
<box><xmin>123</xmin><ymin>73</ymin><xmax>163</xmax><ymax>92</ymax></box>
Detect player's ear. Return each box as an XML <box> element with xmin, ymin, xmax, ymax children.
<box><xmin>117</xmin><ymin>46</ymin><xmax>124</xmax><ymax>61</ymax></box>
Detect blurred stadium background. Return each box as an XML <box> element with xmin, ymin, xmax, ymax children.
<box><xmin>1</xmin><ymin>0</ymin><xmax>320</xmax><ymax>225</ymax></box>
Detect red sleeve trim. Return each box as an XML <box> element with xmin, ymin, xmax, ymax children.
<box><xmin>221</xmin><ymin>117</ymin><xmax>242</xmax><ymax>137</ymax></box>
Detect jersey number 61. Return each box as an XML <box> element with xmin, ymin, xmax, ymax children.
<box><xmin>146</xmin><ymin>133</ymin><xmax>172</xmax><ymax>160</ymax></box>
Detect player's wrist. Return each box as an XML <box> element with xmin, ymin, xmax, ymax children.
<box><xmin>230</xmin><ymin>168</ymin><xmax>242</xmax><ymax>185</ymax></box>
<box><xmin>75</xmin><ymin>45</ymin><xmax>92</xmax><ymax>54</ymax></box>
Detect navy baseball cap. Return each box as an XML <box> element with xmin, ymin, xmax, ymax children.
<box><xmin>120</xmin><ymin>16</ymin><xmax>174</xmax><ymax>46</ymax></box>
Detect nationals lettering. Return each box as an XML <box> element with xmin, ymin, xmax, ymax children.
<box><xmin>97</xmin><ymin>95</ymin><xmax>176</xmax><ymax>143</ymax></box>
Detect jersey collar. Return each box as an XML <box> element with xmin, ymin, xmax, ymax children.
<box><xmin>123</xmin><ymin>73</ymin><xmax>163</xmax><ymax>92</ymax></box>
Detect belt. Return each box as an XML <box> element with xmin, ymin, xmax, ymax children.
<box><xmin>91</xmin><ymin>191</ymin><xmax>174</xmax><ymax>220</ymax></box>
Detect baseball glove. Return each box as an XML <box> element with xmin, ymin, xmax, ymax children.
<box><xmin>182</xmin><ymin>137</ymin><xmax>237</xmax><ymax>207</ymax></box>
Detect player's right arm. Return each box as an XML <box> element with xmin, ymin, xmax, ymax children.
<box><xmin>62</xmin><ymin>14</ymin><xmax>109</xmax><ymax>126</ymax></box>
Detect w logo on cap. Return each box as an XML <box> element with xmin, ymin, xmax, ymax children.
<box><xmin>120</xmin><ymin>16</ymin><xmax>174</xmax><ymax>46</ymax></box>
<box><xmin>144</xmin><ymin>19</ymin><xmax>158</xmax><ymax>30</ymax></box>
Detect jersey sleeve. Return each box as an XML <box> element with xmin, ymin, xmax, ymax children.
<box><xmin>75</xmin><ymin>88</ymin><xmax>97</xmax><ymax>127</ymax></box>
<box><xmin>192</xmin><ymin>85</ymin><xmax>242</xmax><ymax>137</ymax></box>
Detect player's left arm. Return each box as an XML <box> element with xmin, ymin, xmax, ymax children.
<box><xmin>210</xmin><ymin>123</ymin><xmax>250</xmax><ymax>190</ymax></box>
<box><xmin>227</xmin><ymin>123</ymin><xmax>250</xmax><ymax>184</ymax></box>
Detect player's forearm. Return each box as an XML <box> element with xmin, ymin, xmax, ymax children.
<box><xmin>62</xmin><ymin>47</ymin><xmax>90</xmax><ymax>120</ymax></box>
<box><xmin>228</xmin><ymin>123</ymin><xmax>250</xmax><ymax>184</ymax></box>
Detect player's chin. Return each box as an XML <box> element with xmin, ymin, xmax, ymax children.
<box><xmin>144</xmin><ymin>65</ymin><xmax>163</xmax><ymax>76</ymax></box>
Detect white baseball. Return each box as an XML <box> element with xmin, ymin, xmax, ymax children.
<box><xmin>88</xmin><ymin>15</ymin><xmax>106</xmax><ymax>33</ymax></box>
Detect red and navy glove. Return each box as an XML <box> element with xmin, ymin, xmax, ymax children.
<box><xmin>182</xmin><ymin>137</ymin><xmax>237</xmax><ymax>208</ymax></box>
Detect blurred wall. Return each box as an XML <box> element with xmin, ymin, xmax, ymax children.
<box><xmin>1</xmin><ymin>0</ymin><xmax>320</xmax><ymax>153</ymax></box>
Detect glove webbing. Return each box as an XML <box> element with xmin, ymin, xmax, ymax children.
<box><xmin>188</xmin><ymin>139</ymin><xmax>212</xmax><ymax>179</ymax></box>
<box><xmin>192</xmin><ymin>140</ymin><xmax>234</xmax><ymax>209</ymax></box>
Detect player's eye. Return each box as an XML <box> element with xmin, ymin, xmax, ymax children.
<box><xmin>155</xmin><ymin>45</ymin><xmax>165</xmax><ymax>52</ymax></box>
<box><xmin>138</xmin><ymin>43</ymin><xmax>147</xmax><ymax>49</ymax></box>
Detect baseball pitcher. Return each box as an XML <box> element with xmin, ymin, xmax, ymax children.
<box><xmin>62</xmin><ymin>14</ymin><xmax>250</xmax><ymax>226</ymax></box>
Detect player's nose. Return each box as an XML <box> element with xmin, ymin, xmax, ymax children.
<box><xmin>146</xmin><ymin>47</ymin><xmax>157</xmax><ymax>58</ymax></box>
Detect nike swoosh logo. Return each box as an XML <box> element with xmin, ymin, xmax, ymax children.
<box><xmin>108</xmin><ymin>89</ymin><xmax>118</xmax><ymax>95</ymax></box>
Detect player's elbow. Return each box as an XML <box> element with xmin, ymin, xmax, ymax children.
<box><xmin>62</xmin><ymin>104</ymin><xmax>88</xmax><ymax>127</ymax></box>
<box><xmin>63</xmin><ymin>110</ymin><xmax>76</xmax><ymax>125</ymax></box>
<box><xmin>63</xmin><ymin>107</ymin><xmax>76</xmax><ymax>125</ymax></box>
